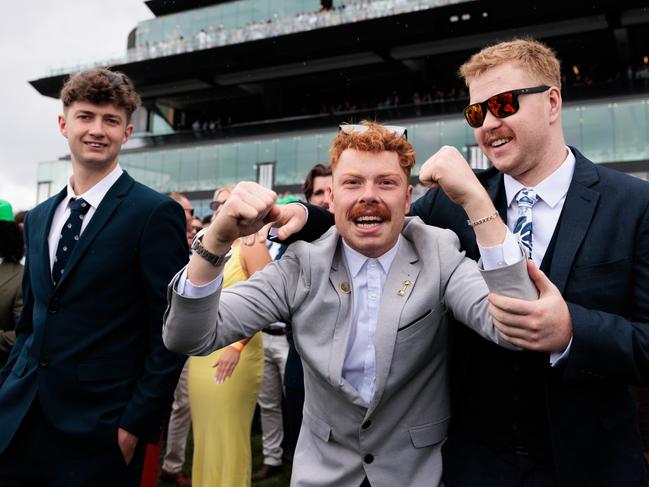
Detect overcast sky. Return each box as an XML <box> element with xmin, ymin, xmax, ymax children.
<box><xmin>0</xmin><ymin>0</ymin><xmax>153</xmax><ymax>211</ymax></box>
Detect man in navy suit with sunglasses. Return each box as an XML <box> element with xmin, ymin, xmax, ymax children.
<box><xmin>274</xmin><ymin>39</ymin><xmax>649</xmax><ymax>486</ymax></box>
<box><xmin>0</xmin><ymin>69</ymin><xmax>188</xmax><ymax>486</ymax></box>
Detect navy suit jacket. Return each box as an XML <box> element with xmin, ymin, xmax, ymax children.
<box><xmin>295</xmin><ymin>148</ymin><xmax>649</xmax><ymax>485</ymax></box>
<box><xmin>411</xmin><ymin>148</ymin><xmax>649</xmax><ymax>486</ymax></box>
<box><xmin>0</xmin><ymin>171</ymin><xmax>188</xmax><ymax>452</ymax></box>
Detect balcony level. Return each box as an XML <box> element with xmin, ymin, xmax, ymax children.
<box><xmin>37</xmin><ymin>93</ymin><xmax>649</xmax><ymax>214</ymax></box>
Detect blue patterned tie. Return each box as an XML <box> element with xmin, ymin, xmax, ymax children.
<box><xmin>52</xmin><ymin>198</ymin><xmax>91</xmax><ymax>285</ymax></box>
<box><xmin>513</xmin><ymin>188</ymin><xmax>538</xmax><ymax>258</ymax></box>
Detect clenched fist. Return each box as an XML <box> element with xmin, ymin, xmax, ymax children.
<box><xmin>203</xmin><ymin>182</ymin><xmax>281</xmax><ymax>256</ymax></box>
<box><xmin>419</xmin><ymin>146</ymin><xmax>486</xmax><ymax>208</ymax></box>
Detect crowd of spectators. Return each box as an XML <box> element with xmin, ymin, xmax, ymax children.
<box><xmin>129</xmin><ymin>0</ymin><xmax>466</xmax><ymax>62</ymax></box>
<box><xmin>182</xmin><ymin>59</ymin><xmax>649</xmax><ymax>136</ymax></box>
<box><xmin>49</xmin><ymin>0</ymin><xmax>468</xmax><ymax>74</ymax></box>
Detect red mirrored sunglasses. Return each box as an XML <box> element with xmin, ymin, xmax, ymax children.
<box><xmin>463</xmin><ymin>85</ymin><xmax>550</xmax><ymax>128</ymax></box>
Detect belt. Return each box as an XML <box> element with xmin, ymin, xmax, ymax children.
<box><xmin>262</xmin><ymin>327</ymin><xmax>285</xmax><ymax>336</ymax></box>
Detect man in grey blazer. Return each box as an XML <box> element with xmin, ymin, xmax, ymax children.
<box><xmin>163</xmin><ymin>122</ymin><xmax>536</xmax><ymax>487</ymax></box>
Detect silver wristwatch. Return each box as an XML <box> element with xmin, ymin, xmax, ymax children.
<box><xmin>191</xmin><ymin>229</ymin><xmax>230</xmax><ymax>267</ymax></box>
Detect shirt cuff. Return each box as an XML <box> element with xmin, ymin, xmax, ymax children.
<box><xmin>175</xmin><ymin>266</ymin><xmax>223</xmax><ymax>298</ymax></box>
<box><xmin>478</xmin><ymin>230</ymin><xmax>524</xmax><ymax>270</ymax></box>
<box><xmin>550</xmin><ymin>337</ymin><xmax>572</xmax><ymax>367</ymax></box>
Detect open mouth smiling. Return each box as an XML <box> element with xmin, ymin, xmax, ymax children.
<box><xmin>354</xmin><ymin>215</ymin><xmax>384</xmax><ymax>228</ymax></box>
<box><xmin>84</xmin><ymin>141</ymin><xmax>108</xmax><ymax>149</ymax></box>
<box><xmin>489</xmin><ymin>137</ymin><xmax>512</xmax><ymax>148</ymax></box>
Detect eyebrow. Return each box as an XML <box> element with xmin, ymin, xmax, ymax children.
<box><xmin>340</xmin><ymin>171</ymin><xmax>402</xmax><ymax>178</ymax></box>
<box><xmin>75</xmin><ymin>109</ymin><xmax>122</xmax><ymax>121</ymax></box>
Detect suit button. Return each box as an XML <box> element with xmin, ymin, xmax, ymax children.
<box><xmin>48</xmin><ymin>301</ymin><xmax>59</xmax><ymax>314</ymax></box>
<box><xmin>39</xmin><ymin>358</ymin><xmax>49</xmax><ymax>368</ymax></box>
<box><xmin>364</xmin><ymin>454</ymin><xmax>374</xmax><ymax>464</ymax></box>
<box><xmin>362</xmin><ymin>420</ymin><xmax>371</xmax><ymax>430</ymax></box>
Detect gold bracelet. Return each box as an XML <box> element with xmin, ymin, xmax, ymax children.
<box><xmin>228</xmin><ymin>341</ymin><xmax>245</xmax><ymax>352</ymax></box>
<box><xmin>466</xmin><ymin>211</ymin><xmax>499</xmax><ymax>227</ymax></box>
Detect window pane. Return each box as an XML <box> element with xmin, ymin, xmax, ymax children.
<box><xmin>198</xmin><ymin>146</ymin><xmax>219</xmax><ymax>191</ymax></box>
<box><xmin>237</xmin><ymin>142</ymin><xmax>258</xmax><ymax>181</ymax></box>
<box><xmin>562</xmin><ymin>104</ymin><xmax>582</xmax><ymax>150</ymax></box>
<box><xmin>218</xmin><ymin>143</ymin><xmax>239</xmax><ymax>186</ymax></box>
<box><xmin>580</xmin><ymin>103</ymin><xmax>614</xmax><ymax>163</ymax></box>
<box><xmin>612</xmin><ymin>100</ymin><xmax>649</xmax><ymax>161</ymax></box>
<box><xmin>276</xmin><ymin>137</ymin><xmax>298</xmax><ymax>185</ymax></box>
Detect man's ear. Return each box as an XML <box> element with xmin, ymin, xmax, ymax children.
<box><xmin>58</xmin><ymin>114</ymin><xmax>68</xmax><ymax>138</ymax></box>
<box><xmin>122</xmin><ymin>123</ymin><xmax>134</xmax><ymax>144</ymax></box>
<box><xmin>404</xmin><ymin>184</ymin><xmax>413</xmax><ymax>214</ymax></box>
<box><xmin>327</xmin><ymin>185</ymin><xmax>334</xmax><ymax>212</ymax></box>
<box><xmin>548</xmin><ymin>87</ymin><xmax>562</xmax><ymax>124</ymax></box>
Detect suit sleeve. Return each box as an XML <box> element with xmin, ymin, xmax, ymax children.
<box><xmin>0</xmin><ymin>221</ymin><xmax>33</xmax><ymax>385</ymax></box>
<box><xmin>163</xmin><ymin>253</ymin><xmax>307</xmax><ymax>356</ymax></box>
<box><xmin>0</xmin><ymin>268</ymin><xmax>22</xmax><ymax>356</ymax></box>
<box><xmin>438</xmin><ymin>229</ymin><xmax>537</xmax><ymax>349</ymax></box>
<box><xmin>275</xmin><ymin>202</ymin><xmax>334</xmax><ymax>245</ymax></box>
<box><xmin>118</xmin><ymin>199</ymin><xmax>189</xmax><ymax>443</ymax></box>
<box><xmin>561</xmin><ymin>202</ymin><xmax>649</xmax><ymax>384</ymax></box>
<box><xmin>409</xmin><ymin>188</ymin><xmax>439</xmax><ymax>223</ymax></box>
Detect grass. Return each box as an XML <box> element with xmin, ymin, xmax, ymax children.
<box><xmin>157</xmin><ymin>407</ymin><xmax>292</xmax><ymax>487</ymax></box>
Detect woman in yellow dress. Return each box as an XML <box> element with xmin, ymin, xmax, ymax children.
<box><xmin>188</xmin><ymin>187</ymin><xmax>271</xmax><ymax>486</ymax></box>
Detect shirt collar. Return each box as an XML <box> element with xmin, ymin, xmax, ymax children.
<box><xmin>65</xmin><ymin>164</ymin><xmax>123</xmax><ymax>210</ymax></box>
<box><xmin>504</xmin><ymin>147</ymin><xmax>576</xmax><ymax>209</ymax></box>
<box><xmin>342</xmin><ymin>235</ymin><xmax>401</xmax><ymax>277</ymax></box>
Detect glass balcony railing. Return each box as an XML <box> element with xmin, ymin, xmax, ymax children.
<box><xmin>37</xmin><ymin>95</ymin><xmax>649</xmax><ymax>205</ymax></box>
<box><xmin>46</xmin><ymin>0</ymin><xmax>473</xmax><ymax>76</ymax></box>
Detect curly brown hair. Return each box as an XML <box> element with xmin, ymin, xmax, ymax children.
<box><xmin>60</xmin><ymin>68</ymin><xmax>141</xmax><ymax>120</ymax></box>
<box><xmin>329</xmin><ymin>121</ymin><xmax>415</xmax><ymax>178</ymax></box>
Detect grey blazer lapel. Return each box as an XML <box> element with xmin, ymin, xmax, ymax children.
<box><xmin>368</xmin><ymin>236</ymin><xmax>420</xmax><ymax>415</ymax></box>
<box><xmin>327</xmin><ymin>242</ymin><xmax>353</xmax><ymax>388</ymax></box>
<box><xmin>547</xmin><ymin>152</ymin><xmax>600</xmax><ymax>292</ymax></box>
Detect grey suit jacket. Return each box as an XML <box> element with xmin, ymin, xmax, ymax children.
<box><xmin>0</xmin><ymin>261</ymin><xmax>23</xmax><ymax>364</ymax></box>
<box><xmin>164</xmin><ymin>217</ymin><xmax>536</xmax><ymax>487</ymax></box>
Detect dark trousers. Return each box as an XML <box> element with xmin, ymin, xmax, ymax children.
<box><xmin>443</xmin><ymin>433</ymin><xmax>557</xmax><ymax>487</ymax></box>
<box><xmin>0</xmin><ymin>399</ymin><xmax>146</xmax><ymax>487</ymax></box>
<box><xmin>283</xmin><ymin>386</ymin><xmax>304</xmax><ymax>462</ymax></box>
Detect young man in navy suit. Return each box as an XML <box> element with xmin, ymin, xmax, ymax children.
<box><xmin>275</xmin><ymin>39</ymin><xmax>649</xmax><ymax>486</ymax></box>
<box><xmin>0</xmin><ymin>69</ymin><xmax>188</xmax><ymax>486</ymax></box>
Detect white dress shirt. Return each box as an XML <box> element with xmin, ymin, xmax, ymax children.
<box><xmin>47</xmin><ymin>164</ymin><xmax>123</xmax><ymax>271</ymax></box>
<box><xmin>504</xmin><ymin>147</ymin><xmax>576</xmax><ymax>364</ymax></box>
<box><xmin>341</xmin><ymin>238</ymin><xmax>400</xmax><ymax>404</ymax></box>
<box><xmin>504</xmin><ymin>148</ymin><xmax>576</xmax><ymax>268</ymax></box>
<box><xmin>178</xmin><ymin>226</ymin><xmax>522</xmax><ymax>405</ymax></box>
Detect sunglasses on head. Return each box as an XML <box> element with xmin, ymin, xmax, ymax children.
<box><xmin>339</xmin><ymin>123</ymin><xmax>408</xmax><ymax>140</ymax></box>
<box><xmin>463</xmin><ymin>85</ymin><xmax>550</xmax><ymax>128</ymax></box>
<box><xmin>209</xmin><ymin>200</ymin><xmax>227</xmax><ymax>211</ymax></box>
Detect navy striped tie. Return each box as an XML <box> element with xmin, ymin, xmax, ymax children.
<box><xmin>513</xmin><ymin>189</ymin><xmax>538</xmax><ymax>258</ymax></box>
<box><xmin>52</xmin><ymin>198</ymin><xmax>91</xmax><ymax>285</ymax></box>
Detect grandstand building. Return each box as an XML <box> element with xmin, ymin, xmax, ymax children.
<box><xmin>31</xmin><ymin>0</ymin><xmax>649</xmax><ymax>214</ymax></box>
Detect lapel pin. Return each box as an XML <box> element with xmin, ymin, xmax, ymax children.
<box><xmin>339</xmin><ymin>282</ymin><xmax>351</xmax><ymax>294</ymax></box>
<box><xmin>397</xmin><ymin>279</ymin><xmax>412</xmax><ymax>297</ymax></box>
